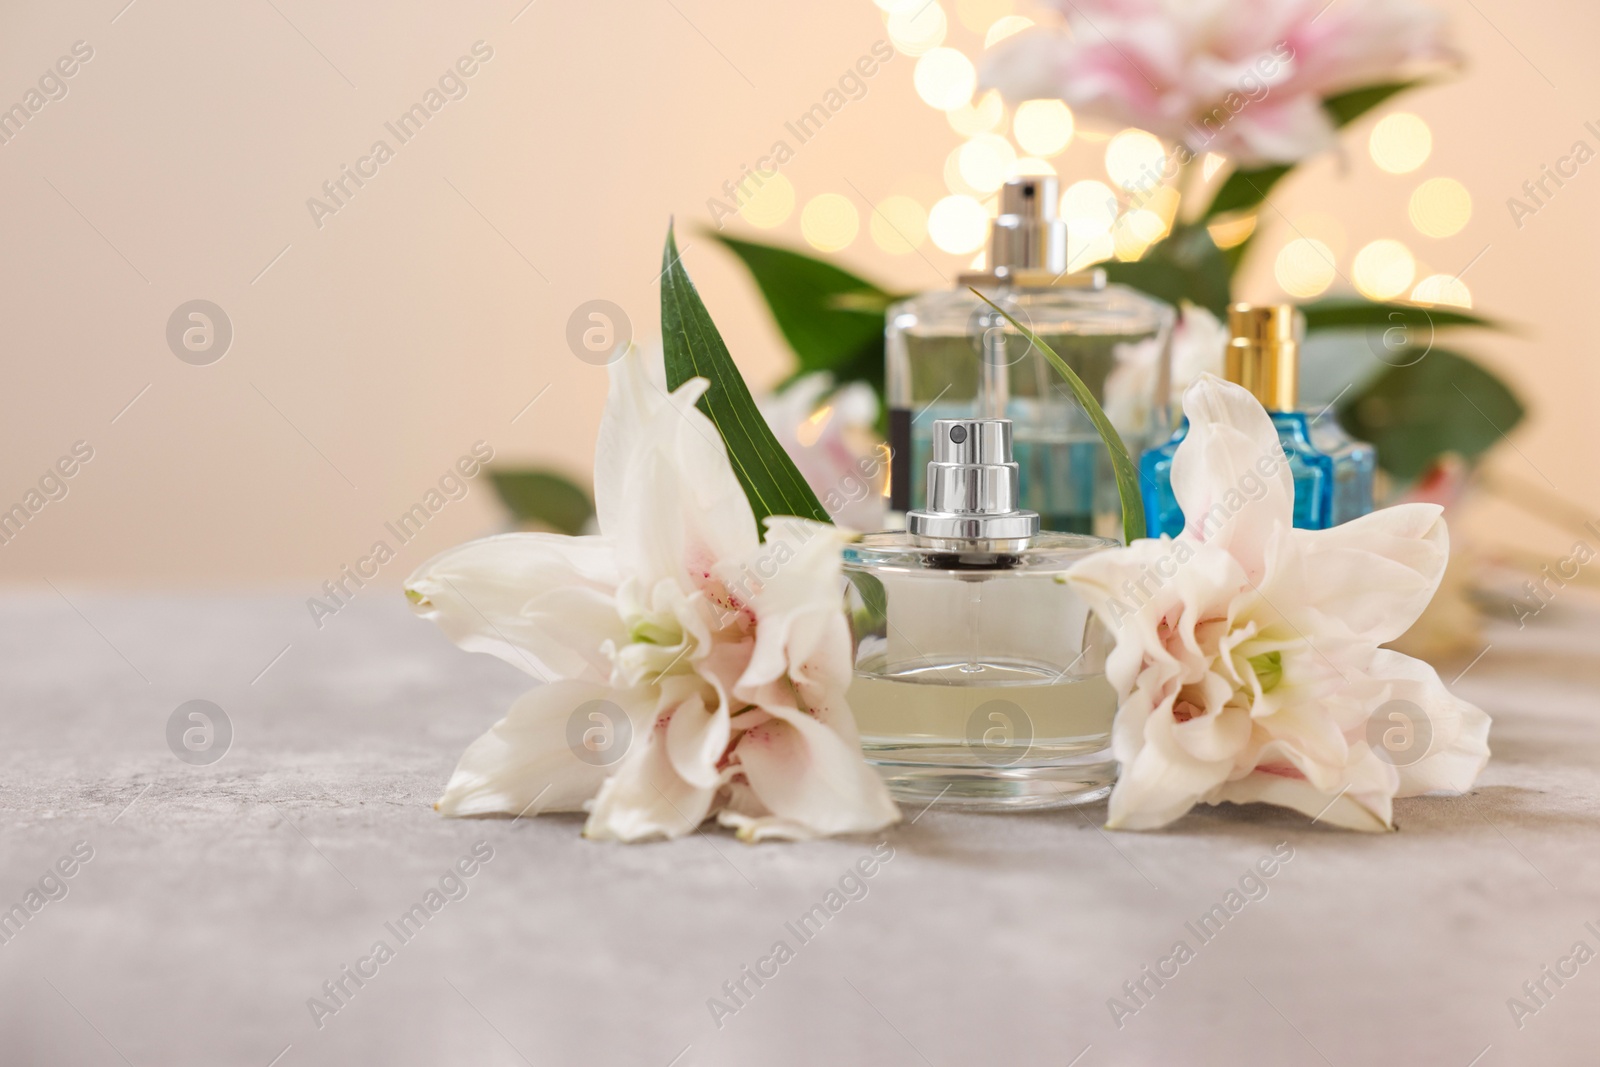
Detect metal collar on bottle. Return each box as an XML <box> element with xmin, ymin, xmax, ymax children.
<box><xmin>907</xmin><ymin>419</ymin><xmax>1040</xmax><ymax>547</ymax></box>
<box><xmin>955</xmin><ymin>177</ymin><xmax>1108</xmax><ymax>289</ymax></box>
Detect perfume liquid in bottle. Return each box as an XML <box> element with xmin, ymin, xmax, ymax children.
<box><xmin>844</xmin><ymin>417</ymin><xmax>1119</xmax><ymax>811</ymax></box>
<box><xmin>1140</xmin><ymin>304</ymin><xmax>1374</xmax><ymax>536</ymax></box>
<box><xmin>886</xmin><ymin>177</ymin><xmax>1173</xmax><ymax>538</ymax></box>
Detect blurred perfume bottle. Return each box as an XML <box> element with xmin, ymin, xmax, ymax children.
<box><xmin>844</xmin><ymin>417</ymin><xmax>1118</xmax><ymax>811</ymax></box>
<box><xmin>885</xmin><ymin>177</ymin><xmax>1173</xmax><ymax>538</ymax></box>
<box><xmin>1139</xmin><ymin>304</ymin><xmax>1375</xmax><ymax>535</ymax></box>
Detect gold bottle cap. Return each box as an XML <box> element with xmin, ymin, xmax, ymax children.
<box><xmin>1225</xmin><ymin>303</ymin><xmax>1301</xmax><ymax>410</ymax></box>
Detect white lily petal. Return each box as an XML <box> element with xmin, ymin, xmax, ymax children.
<box><xmin>1269</xmin><ymin>504</ymin><xmax>1449</xmax><ymax>645</ymax></box>
<box><xmin>436</xmin><ymin>681</ymin><xmax>650</xmax><ymax>817</ymax></box>
<box><xmin>735</xmin><ymin>519</ymin><xmax>855</xmax><ymax>703</ymax></box>
<box><xmin>1205</xmin><ymin>768</ymin><xmax>1395</xmax><ymax>832</ymax></box>
<box><xmin>600</xmin><ymin>349</ymin><xmax>758</xmax><ymax>590</ymax></box>
<box><xmin>1171</xmin><ymin>696</ymin><xmax>1252</xmax><ymax>763</ymax></box>
<box><xmin>1107</xmin><ymin>706</ymin><xmax>1236</xmax><ymax>830</ymax></box>
<box><xmin>406</xmin><ymin>533</ymin><xmax>622</xmax><ymax>683</ymax></box>
<box><xmin>592</xmin><ymin>344</ymin><xmax>670</xmax><ymax>538</ymax></box>
<box><xmin>584</xmin><ymin>715</ymin><xmax>717</xmax><ymax>841</ymax></box>
<box><xmin>733</xmin><ymin>703</ymin><xmax>900</xmax><ymax>837</ymax></box>
<box><xmin>1170</xmin><ymin>374</ymin><xmax>1293</xmax><ymax>579</ymax></box>
<box><xmin>715</xmin><ymin>810</ymin><xmax>822</xmax><ymax>842</ymax></box>
<box><xmin>1366</xmin><ymin>649</ymin><xmax>1491</xmax><ymax>796</ymax></box>
<box><xmin>665</xmin><ymin>692</ymin><xmax>730</xmax><ymax>790</ymax></box>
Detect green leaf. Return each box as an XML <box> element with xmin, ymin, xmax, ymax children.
<box><xmin>661</xmin><ymin>223</ymin><xmax>831</xmax><ymax>538</ymax></box>
<box><xmin>707</xmin><ymin>233</ymin><xmax>895</xmax><ymax>398</ymax></box>
<box><xmin>488</xmin><ymin>469</ymin><xmax>594</xmax><ymax>535</ymax></box>
<box><xmin>1201</xmin><ymin>80</ymin><xmax>1425</xmax><ymax>222</ymax></box>
<box><xmin>1322</xmin><ymin>81</ymin><xmax>1422</xmax><ymax>127</ymax></box>
<box><xmin>1103</xmin><ymin>223</ymin><xmax>1232</xmax><ymax>318</ymax></box>
<box><xmin>971</xmin><ymin>288</ymin><xmax>1146</xmax><ymax>544</ymax></box>
<box><xmin>1338</xmin><ymin>347</ymin><xmax>1526</xmax><ymax>482</ymax></box>
<box><xmin>1202</xmin><ymin>164</ymin><xmax>1291</xmax><ymax>222</ymax></box>
<box><xmin>1299</xmin><ymin>297</ymin><xmax>1497</xmax><ymax>334</ymax></box>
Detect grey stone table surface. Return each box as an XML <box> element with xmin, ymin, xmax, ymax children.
<box><xmin>1</xmin><ymin>587</ymin><xmax>1597</xmax><ymax>1067</ymax></box>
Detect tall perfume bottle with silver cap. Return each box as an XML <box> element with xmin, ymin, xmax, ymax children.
<box><xmin>843</xmin><ymin>416</ymin><xmax>1120</xmax><ymax>811</ymax></box>
<box><xmin>885</xmin><ymin>176</ymin><xmax>1174</xmax><ymax>537</ymax></box>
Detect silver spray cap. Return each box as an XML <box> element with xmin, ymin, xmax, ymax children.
<box><xmin>907</xmin><ymin>419</ymin><xmax>1040</xmax><ymax>545</ymax></box>
<box><xmin>989</xmin><ymin>177</ymin><xmax>1067</xmax><ymax>277</ymax></box>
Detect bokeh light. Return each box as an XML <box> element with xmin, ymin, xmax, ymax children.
<box><xmin>956</xmin><ymin>0</ymin><xmax>1012</xmax><ymax>33</ymax></box>
<box><xmin>985</xmin><ymin>15</ymin><xmax>1034</xmax><ymax>47</ymax></box>
<box><xmin>796</xmin><ymin>405</ymin><xmax>834</xmax><ymax>448</ymax></box>
<box><xmin>1293</xmin><ymin>212</ymin><xmax>1348</xmax><ymax>260</ymax></box>
<box><xmin>1114</xmin><ymin>210</ymin><xmax>1168</xmax><ymax>260</ymax></box>
<box><xmin>929</xmin><ymin>195</ymin><xmax>990</xmax><ymax>253</ymax></box>
<box><xmin>801</xmin><ymin>193</ymin><xmax>860</xmax><ymax>252</ymax></box>
<box><xmin>943</xmin><ymin>144</ymin><xmax>981</xmax><ymax>196</ymax></box>
<box><xmin>1369</xmin><ymin>113</ymin><xmax>1432</xmax><ymax>174</ymax></box>
<box><xmin>1105</xmin><ymin>129</ymin><xmax>1168</xmax><ymax>191</ymax></box>
<box><xmin>1274</xmin><ymin>238</ymin><xmax>1336</xmax><ymax>298</ymax></box>
<box><xmin>1142</xmin><ymin>186</ymin><xmax>1180</xmax><ymax>227</ymax></box>
<box><xmin>1013</xmin><ymin>99</ymin><xmax>1075</xmax><ymax>157</ymax></box>
<box><xmin>946</xmin><ymin>88</ymin><xmax>1005</xmax><ymax>136</ymax></box>
<box><xmin>1353</xmin><ymin>239</ymin><xmax>1416</xmax><ymax>299</ymax></box>
<box><xmin>1207</xmin><ymin>215</ymin><xmax>1256</xmax><ymax>249</ymax></box>
<box><xmin>1201</xmin><ymin>153</ymin><xmax>1227</xmax><ymax>182</ymax></box>
<box><xmin>1061</xmin><ymin>179</ymin><xmax>1119</xmax><ymax>234</ymax></box>
<box><xmin>888</xmin><ymin>2</ymin><xmax>948</xmax><ymax>55</ymax></box>
<box><xmin>1409</xmin><ymin>177</ymin><xmax>1472</xmax><ymax>238</ymax></box>
<box><xmin>1012</xmin><ymin>157</ymin><xmax>1056</xmax><ymax>177</ymax></box>
<box><xmin>1411</xmin><ymin>273</ymin><xmax>1473</xmax><ymax>308</ymax></box>
<box><xmin>870</xmin><ymin>195</ymin><xmax>929</xmax><ymax>253</ymax></box>
<box><xmin>914</xmin><ymin>48</ymin><xmax>977</xmax><ymax>110</ymax></box>
<box><xmin>739</xmin><ymin>172</ymin><xmax>795</xmax><ymax>229</ymax></box>
<box><xmin>958</xmin><ymin>133</ymin><xmax>1017</xmax><ymax>194</ymax></box>
<box><xmin>1068</xmin><ymin>231</ymin><xmax>1116</xmax><ymax>270</ymax></box>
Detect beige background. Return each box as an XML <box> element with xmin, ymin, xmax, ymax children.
<box><xmin>0</xmin><ymin>0</ymin><xmax>1593</xmax><ymax>592</ymax></box>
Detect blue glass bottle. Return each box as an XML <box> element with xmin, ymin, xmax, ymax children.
<box><xmin>1139</xmin><ymin>305</ymin><xmax>1370</xmax><ymax>537</ymax></box>
<box><xmin>1140</xmin><ymin>413</ymin><xmax>1334</xmax><ymax>536</ymax></box>
<box><xmin>1310</xmin><ymin>415</ymin><xmax>1377</xmax><ymax>525</ymax></box>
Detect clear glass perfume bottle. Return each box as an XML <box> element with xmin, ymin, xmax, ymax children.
<box><xmin>886</xmin><ymin>177</ymin><xmax>1173</xmax><ymax>538</ymax></box>
<box><xmin>843</xmin><ymin>417</ymin><xmax>1119</xmax><ymax>811</ymax></box>
<box><xmin>1140</xmin><ymin>304</ymin><xmax>1373</xmax><ymax>535</ymax></box>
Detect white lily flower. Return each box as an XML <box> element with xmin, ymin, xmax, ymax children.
<box><xmin>1067</xmin><ymin>374</ymin><xmax>1490</xmax><ymax>831</ymax></box>
<box><xmin>405</xmin><ymin>348</ymin><xmax>900</xmax><ymax>842</ymax></box>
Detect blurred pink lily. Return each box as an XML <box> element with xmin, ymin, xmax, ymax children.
<box><xmin>982</xmin><ymin>0</ymin><xmax>1454</xmax><ymax>167</ymax></box>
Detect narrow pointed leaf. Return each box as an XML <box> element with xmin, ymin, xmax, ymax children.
<box><xmin>661</xmin><ymin>224</ymin><xmax>830</xmax><ymax>537</ymax></box>
<box><xmin>971</xmin><ymin>289</ymin><xmax>1146</xmax><ymax>544</ymax></box>
<box><xmin>1298</xmin><ymin>297</ymin><xmax>1497</xmax><ymax>333</ymax></box>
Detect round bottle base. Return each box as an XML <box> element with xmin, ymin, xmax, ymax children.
<box><xmin>866</xmin><ymin>756</ymin><xmax>1116</xmax><ymax>812</ymax></box>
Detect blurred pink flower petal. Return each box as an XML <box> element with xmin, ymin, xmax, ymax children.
<box><xmin>982</xmin><ymin>0</ymin><xmax>1454</xmax><ymax>167</ymax></box>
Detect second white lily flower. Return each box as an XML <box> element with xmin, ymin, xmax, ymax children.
<box><xmin>406</xmin><ymin>348</ymin><xmax>900</xmax><ymax>842</ymax></box>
